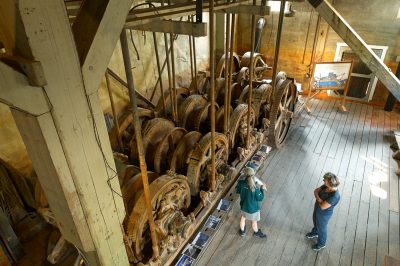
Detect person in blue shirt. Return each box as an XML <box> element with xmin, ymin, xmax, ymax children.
<box><xmin>306</xmin><ymin>172</ymin><xmax>341</xmax><ymax>251</ymax></box>
<box><xmin>235</xmin><ymin>167</ymin><xmax>267</xmax><ymax>239</ymax></box>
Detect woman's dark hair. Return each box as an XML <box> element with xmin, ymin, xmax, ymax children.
<box><xmin>323</xmin><ymin>172</ymin><xmax>340</xmax><ymax>188</ymax></box>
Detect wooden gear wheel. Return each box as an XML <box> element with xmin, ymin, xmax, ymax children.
<box><xmin>155</xmin><ymin>87</ymin><xmax>190</xmax><ymax>117</ymax></box>
<box><xmin>189</xmin><ymin>71</ymin><xmax>209</xmax><ymax>95</ymax></box>
<box><xmin>121</xmin><ymin>172</ymin><xmax>159</xmax><ymax>212</ymax></box>
<box><xmin>189</xmin><ymin>102</ymin><xmax>219</xmax><ymax>134</ymax></box>
<box><xmin>170</xmin><ymin>131</ymin><xmax>203</xmax><ymax>174</ymax></box>
<box><xmin>178</xmin><ymin>95</ymin><xmax>207</xmax><ymax>129</ymax></box>
<box><xmin>126</xmin><ymin>173</ymin><xmax>192</xmax><ymax>263</ymax></box>
<box><xmin>240</xmin><ymin>52</ymin><xmax>268</xmax><ymax>81</ymax></box>
<box><xmin>268</xmin><ymin>79</ymin><xmax>297</xmax><ymax>149</ymax></box>
<box><xmin>215</xmin><ymin>105</ymin><xmax>233</xmax><ymax>133</ymax></box>
<box><xmin>215</xmin><ymin>52</ymin><xmax>241</xmax><ymax>78</ymax></box>
<box><xmin>236</xmin><ymin>67</ymin><xmax>249</xmax><ymax>84</ymax></box>
<box><xmin>238</xmin><ymin>84</ymin><xmax>273</xmax><ymax>126</ymax></box>
<box><xmin>187</xmin><ymin>132</ymin><xmax>229</xmax><ymax>196</ymax></box>
<box><xmin>153</xmin><ymin>127</ymin><xmax>188</xmax><ymax>174</ymax></box>
<box><xmin>109</xmin><ymin>108</ymin><xmax>155</xmax><ymax>151</ymax></box>
<box><xmin>130</xmin><ymin>118</ymin><xmax>175</xmax><ymax>168</ymax></box>
<box><xmin>228</xmin><ymin>103</ymin><xmax>256</xmax><ymax>149</ymax></box>
<box><xmin>215</xmin><ymin>82</ymin><xmax>242</xmax><ymax>108</ymax></box>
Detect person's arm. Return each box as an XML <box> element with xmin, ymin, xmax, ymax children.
<box><xmin>254</xmin><ymin>176</ymin><xmax>267</xmax><ymax>191</ymax></box>
<box><xmin>318</xmin><ymin>201</ymin><xmax>332</xmax><ymax>210</ymax></box>
<box><xmin>314</xmin><ymin>187</ymin><xmax>322</xmax><ymax>202</ymax></box>
<box><xmin>255</xmin><ymin>188</ymin><xmax>264</xmax><ymax>201</ymax></box>
<box><xmin>314</xmin><ymin>186</ymin><xmax>333</xmax><ymax>210</ymax></box>
<box><xmin>235</xmin><ymin>182</ymin><xmax>242</xmax><ymax>194</ymax></box>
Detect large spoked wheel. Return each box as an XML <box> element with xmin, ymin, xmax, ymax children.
<box><xmin>268</xmin><ymin>79</ymin><xmax>297</xmax><ymax>149</ymax></box>
<box><xmin>187</xmin><ymin>133</ymin><xmax>229</xmax><ymax>196</ymax></box>
<box><xmin>126</xmin><ymin>173</ymin><xmax>192</xmax><ymax>263</ymax></box>
<box><xmin>229</xmin><ymin>104</ymin><xmax>256</xmax><ymax>150</ymax></box>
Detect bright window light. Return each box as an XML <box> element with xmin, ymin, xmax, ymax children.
<box><xmin>266</xmin><ymin>1</ymin><xmax>288</xmax><ymax>12</ymax></box>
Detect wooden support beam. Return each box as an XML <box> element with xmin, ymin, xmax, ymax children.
<box><xmin>308</xmin><ymin>0</ymin><xmax>400</xmax><ymax>100</ymax></box>
<box><xmin>72</xmin><ymin>0</ymin><xmax>109</xmax><ymax>65</ymax></box>
<box><xmin>221</xmin><ymin>5</ymin><xmax>270</xmax><ymax>15</ymax></box>
<box><xmin>10</xmin><ymin>1</ymin><xmax>129</xmax><ymax>264</ymax></box>
<box><xmin>11</xmin><ymin>110</ymin><xmax>96</xmax><ymax>254</ymax></box>
<box><xmin>125</xmin><ymin>0</ymin><xmax>259</xmax><ymax>28</ymax></box>
<box><xmin>127</xmin><ymin>20</ymin><xmax>207</xmax><ymax>36</ymax></box>
<box><xmin>0</xmin><ymin>62</ymin><xmax>50</xmax><ymax>115</ymax></box>
<box><xmin>106</xmin><ymin>68</ymin><xmax>155</xmax><ymax>109</ymax></box>
<box><xmin>72</xmin><ymin>0</ymin><xmax>134</xmax><ymax>95</ymax></box>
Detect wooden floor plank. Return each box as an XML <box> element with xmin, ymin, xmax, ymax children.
<box><xmin>319</xmin><ymin>104</ymin><xmax>348</xmax><ymax>157</ymax></box>
<box><xmin>289</xmin><ymin>98</ymin><xmax>320</xmax><ymax>141</ymax></box>
<box><xmin>364</xmin><ymin>107</ymin><xmax>380</xmax><ymax>266</ymax></box>
<box><xmin>297</xmin><ymin>99</ymin><xmax>330</xmax><ymax>148</ymax></box>
<box><xmin>314</xmin><ymin>102</ymin><xmax>340</xmax><ymax>155</ymax></box>
<box><xmin>376</xmin><ymin>109</ymin><xmax>390</xmax><ymax>266</ymax></box>
<box><xmin>339</xmin><ymin>104</ymin><xmax>373</xmax><ymax>266</ymax></box>
<box><xmin>301</xmin><ymin>100</ymin><xmax>335</xmax><ymax>152</ymax></box>
<box><xmin>330</xmin><ymin>101</ymin><xmax>359</xmax><ymax>160</ymax></box>
<box><xmin>389</xmin><ymin>111</ymin><xmax>400</xmax><ymax>213</ymax></box>
<box><xmin>389</xmin><ymin>211</ymin><xmax>400</xmax><ymax>259</ymax></box>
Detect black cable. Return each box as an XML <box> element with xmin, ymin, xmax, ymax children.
<box><xmin>129</xmin><ymin>29</ymin><xmax>140</xmax><ymax>61</ymax></box>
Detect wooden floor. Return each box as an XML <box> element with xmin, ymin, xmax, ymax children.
<box><xmin>196</xmin><ymin>98</ymin><xmax>400</xmax><ymax>266</ymax></box>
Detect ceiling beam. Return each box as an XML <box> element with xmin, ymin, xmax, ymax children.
<box><xmin>72</xmin><ymin>0</ymin><xmax>135</xmax><ymax>95</ymax></box>
<box><xmin>221</xmin><ymin>5</ymin><xmax>270</xmax><ymax>15</ymax></box>
<box><xmin>127</xmin><ymin>20</ymin><xmax>207</xmax><ymax>36</ymax></box>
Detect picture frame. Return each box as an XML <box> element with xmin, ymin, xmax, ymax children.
<box><xmin>204</xmin><ymin>215</ymin><xmax>221</xmax><ymax>230</ymax></box>
<box><xmin>192</xmin><ymin>232</ymin><xmax>210</xmax><ymax>249</ymax></box>
<box><xmin>311</xmin><ymin>61</ymin><xmax>352</xmax><ymax>91</ymax></box>
<box><xmin>305</xmin><ymin>61</ymin><xmax>353</xmax><ymax>113</ymax></box>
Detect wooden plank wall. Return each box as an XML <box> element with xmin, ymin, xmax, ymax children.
<box><xmin>196</xmin><ymin>98</ymin><xmax>400</xmax><ymax>266</ymax></box>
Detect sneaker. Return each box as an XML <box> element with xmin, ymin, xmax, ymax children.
<box><xmin>239</xmin><ymin>226</ymin><xmax>246</xmax><ymax>237</ymax></box>
<box><xmin>312</xmin><ymin>244</ymin><xmax>326</xmax><ymax>251</ymax></box>
<box><xmin>253</xmin><ymin>229</ymin><xmax>267</xmax><ymax>239</ymax></box>
<box><xmin>305</xmin><ymin>232</ymin><xmax>318</xmax><ymax>239</ymax></box>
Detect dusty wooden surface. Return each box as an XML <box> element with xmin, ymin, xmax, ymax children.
<box><xmin>196</xmin><ymin>98</ymin><xmax>400</xmax><ymax>266</ymax></box>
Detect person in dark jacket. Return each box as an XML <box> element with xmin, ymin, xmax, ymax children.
<box><xmin>236</xmin><ymin>167</ymin><xmax>267</xmax><ymax>238</ymax></box>
<box><xmin>306</xmin><ymin>172</ymin><xmax>340</xmax><ymax>251</ymax></box>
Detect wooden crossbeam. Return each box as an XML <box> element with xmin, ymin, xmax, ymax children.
<box><xmin>220</xmin><ymin>5</ymin><xmax>270</xmax><ymax>15</ymax></box>
<box><xmin>127</xmin><ymin>20</ymin><xmax>207</xmax><ymax>36</ymax></box>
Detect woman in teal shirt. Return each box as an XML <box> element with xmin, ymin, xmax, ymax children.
<box><xmin>236</xmin><ymin>167</ymin><xmax>267</xmax><ymax>238</ymax></box>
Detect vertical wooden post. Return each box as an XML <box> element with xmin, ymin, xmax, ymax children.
<box><xmin>170</xmin><ymin>34</ymin><xmax>179</xmax><ymax>123</ymax></box>
<box><xmin>223</xmin><ymin>12</ymin><xmax>231</xmax><ymax>135</ymax></box>
<box><xmin>120</xmin><ymin>30</ymin><xmax>159</xmax><ymax>259</ymax></box>
<box><xmin>271</xmin><ymin>0</ymin><xmax>286</xmax><ymax>96</ymax></box>
<box><xmin>209</xmin><ymin>0</ymin><xmax>217</xmax><ymax>191</ymax></box>
<box><xmin>246</xmin><ymin>0</ymin><xmax>257</xmax><ymax>149</ymax></box>
<box><xmin>5</xmin><ymin>0</ymin><xmax>130</xmax><ymax>264</ymax></box>
<box><xmin>226</xmin><ymin>13</ymin><xmax>236</xmax><ymax>151</ymax></box>
<box><xmin>152</xmin><ymin>32</ymin><xmax>166</xmax><ymax>115</ymax></box>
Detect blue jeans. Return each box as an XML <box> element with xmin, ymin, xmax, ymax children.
<box><xmin>311</xmin><ymin>204</ymin><xmax>332</xmax><ymax>246</ymax></box>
